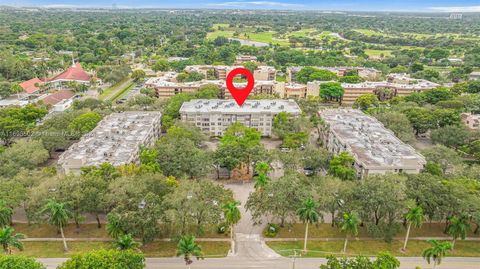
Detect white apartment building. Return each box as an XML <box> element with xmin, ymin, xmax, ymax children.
<box><xmin>319</xmin><ymin>109</ymin><xmax>426</xmax><ymax>178</ymax></box>
<box><xmin>58</xmin><ymin>111</ymin><xmax>162</xmax><ymax>174</ymax></box>
<box><xmin>179</xmin><ymin>99</ymin><xmax>301</xmax><ymax>136</ymax></box>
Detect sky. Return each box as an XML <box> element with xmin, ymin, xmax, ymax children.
<box><xmin>5</xmin><ymin>0</ymin><xmax>480</xmax><ymax>12</ymax></box>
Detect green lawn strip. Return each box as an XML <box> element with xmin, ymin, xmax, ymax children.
<box><xmin>109</xmin><ymin>81</ymin><xmax>134</xmax><ymax>101</ymax></box>
<box><xmin>267</xmin><ymin>240</ymin><xmax>480</xmax><ymax>258</ymax></box>
<box><xmin>270</xmin><ymin>223</ymin><xmax>480</xmax><ymax>239</ymax></box>
<box><xmin>99</xmin><ymin>77</ymin><xmax>129</xmax><ymax>100</ymax></box>
<box><xmin>12</xmin><ymin>223</ymin><xmax>228</xmax><ymax>239</ymax></box>
<box><xmin>365</xmin><ymin>49</ymin><xmax>392</xmax><ymax>57</ymax></box>
<box><xmin>15</xmin><ymin>241</ymin><xmax>229</xmax><ymax>258</ymax></box>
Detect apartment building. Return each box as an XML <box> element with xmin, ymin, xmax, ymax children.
<box><xmin>274</xmin><ymin>82</ymin><xmax>309</xmax><ymax>98</ymax></box>
<box><xmin>185</xmin><ymin>65</ymin><xmax>276</xmax><ymax>81</ymax></box>
<box><xmin>58</xmin><ymin>111</ymin><xmax>162</xmax><ymax>174</ymax></box>
<box><xmin>287</xmin><ymin>66</ymin><xmax>381</xmax><ymax>82</ymax></box>
<box><xmin>319</xmin><ymin>109</ymin><xmax>426</xmax><ymax>178</ymax></box>
<box><xmin>307</xmin><ymin>79</ymin><xmax>439</xmax><ymax>104</ymax></box>
<box><xmin>179</xmin><ymin>99</ymin><xmax>301</xmax><ymax>136</ymax></box>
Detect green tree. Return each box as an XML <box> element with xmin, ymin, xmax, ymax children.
<box><xmin>402</xmin><ymin>206</ymin><xmax>425</xmax><ymax>251</ymax></box>
<box><xmin>0</xmin><ymin>255</ymin><xmax>45</xmax><ymax>269</ymax></box>
<box><xmin>340</xmin><ymin>212</ymin><xmax>360</xmax><ymax>253</ymax></box>
<box><xmin>353</xmin><ymin>94</ymin><xmax>379</xmax><ymax>111</ymax></box>
<box><xmin>0</xmin><ymin>201</ymin><xmax>13</xmax><ymax>228</ymax></box>
<box><xmin>431</xmin><ymin>125</ymin><xmax>470</xmax><ymax>149</ymax></box>
<box><xmin>58</xmin><ymin>249</ymin><xmax>145</xmax><ymax>269</ymax></box>
<box><xmin>422</xmin><ymin>240</ymin><xmax>452</xmax><ymax>269</ymax></box>
<box><xmin>328</xmin><ymin>152</ymin><xmax>356</xmax><ymax>180</ymax></box>
<box><xmin>297</xmin><ymin>197</ymin><xmax>320</xmax><ymax>253</ymax></box>
<box><xmin>131</xmin><ymin>69</ymin><xmax>146</xmax><ymax>82</ymax></box>
<box><xmin>222</xmin><ymin>201</ymin><xmax>241</xmax><ymax>255</ymax></box>
<box><xmin>0</xmin><ymin>226</ymin><xmax>24</xmax><ymax>254</ymax></box>
<box><xmin>106</xmin><ymin>213</ymin><xmax>124</xmax><ymax>239</ymax></box>
<box><xmin>447</xmin><ymin>215</ymin><xmax>470</xmax><ymax>250</ymax></box>
<box><xmin>176</xmin><ymin>235</ymin><xmax>203</xmax><ymax>269</ymax></box>
<box><xmin>373</xmin><ymin>111</ymin><xmax>416</xmax><ymax>144</ymax></box>
<box><xmin>421</xmin><ymin>145</ymin><xmax>462</xmax><ymax>175</ymax></box>
<box><xmin>40</xmin><ymin>199</ymin><xmax>71</xmax><ymax>252</ymax></box>
<box><xmin>114</xmin><ymin>234</ymin><xmax>140</xmax><ymax>251</ymax></box>
<box><xmin>67</xmin><ymin>112</ymin><xmax>102</xmax><ymax>138</ymax></box>
<box><xmin>320</xmin><ymin>82</ymin><xmax>344</xmax><ymax>102</ymax></box>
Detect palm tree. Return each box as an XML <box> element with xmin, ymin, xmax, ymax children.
<box><xmin>114</xmin><ymin>233</ymin><xmax>140</xmax><ymax>250</ymax></box>
<box><xmin>0</xmin><ymin>226</ymin><xmax>25</xmax><ymax>254</ymax></box>
<box><xmin>41</xmin><ymin>199</ymin><xmax>71</xmax><ymax>252</ymax></box>
<box><xmin>402</xmin><ymin>206</ymin><xmax>425</xmax><ymax>251</ymax></box>
<box><xmin>176</xmin><ymin>235</ymin><xmax>204</xmax><ymax>269</ymax></box>
<box><xmin>296</xmin><ymin>197</ymin><xmax>320</xmax><ymax>253</ymax></box>
<box><xmin>422</xmin><ymin>240</ymin><xmax>452</xmax><ymax>269</ymax></box>
<box><xmin>0</xmin><ymin>200</ymin><xmax>13</xmax><ymax>228</ymax></box>
<box><xmin>106</xmin><ymin>213</ymin><xmax>124</xmax><ymax>239</ymax></box>
<box><xmin>339</xmin><ymin>212</ymin><xmax>360</xmax><ymax>253</ymax></box>
<box><xmin>447</xmin><ymin>215</ymin><xmax>470</xmax><ymax>250</ymax></box>
<box><xmin>222</xmin><ymin>201</ymin><xmax>241</xmax><ymax>255</ymax></box>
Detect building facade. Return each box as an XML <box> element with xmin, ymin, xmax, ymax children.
<box><xmin>58</xmin><ymin>111</ymin><xmax>162</xmax><ymax>174</ymax></box>
<box><xmin>319</xmin><ymin>109</ymin><xmax>426</xmax><ymax>178</ymax></box>
<box><xmin>179</xmin><ymin>99</ymin><xmax>301</xmax><ymax>136</ymax></box>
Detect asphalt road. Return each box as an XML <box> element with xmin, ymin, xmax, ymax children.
<box><xmin>38</xmin><ymin>256</ymin><xmax>480</xmax><ymax>269</ymax></box>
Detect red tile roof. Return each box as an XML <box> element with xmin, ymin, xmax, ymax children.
<box><xmin>50</xmin><ymin>63</ymin><xmax>91</xmax><ymax>83</ymax></box>
<box><xmin>41</xmin><ymin>90</ymin><xmax>75</xmax><ymax>106</ymax></box>
<box><xmin>20</xmin><ymin>77</ymin><xmax>44</xmax><ymax>94</ymax></box>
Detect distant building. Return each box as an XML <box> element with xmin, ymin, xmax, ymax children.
<box><xmin>286</xmin><ymin>66</ymin><xmax>381</xmax><ymax>82</ymax></box>
<box><xmin>461</xmin><ymin>113</ymin><xmax>480</xmax><ymax>130</ymax></box>
<box><xmin>274</xmin><ymin>82</ymin><xmax>309</xmax><ymax>98</ymax></box>
<box><xmin>469</xmin><ymin>72</ymin><xmax>480</xmax><ymax>81</ymax></box>
<box><xmin>307</xmin><ymin>76</ymin><xmax>439</xmax><ymax>104</ymax></box>
<box><xmin>58</xmin><ymin>111</ymin><xmax>162</xmax><ymax>174</ymax></box>
<box><xmin>49</xmin><ymin>62</ymin><xmax>91</xmax><ymax>85</ymax></box>
<box><xmin>179</xmin><ymin>99</ymin><xmax>301</xmax><ymax>136</ymax></box>
<box><xmin>235</xmin><ymin>55</ymin><xmax>257</xmax><ymax>64</ymax></box>
<box><xmin>319</xmin><ymin>109</ymin><xmax>426</xmax><ymax>178</ymax></box>
<box><xmin>19</xmin><ymin>77</ymin><xmax>46</xmax><ymax>95</ymax></box>
<box><xmin>184</xmin><ymin>65</ymin><xmax>276</xmax><ymax>81</ymax></box>
<box><xmin>449</xmin><ymin>13</ymin><xmax>463</xmax><ymax>20</ymax></box>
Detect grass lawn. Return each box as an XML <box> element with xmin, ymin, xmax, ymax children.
<box><xmin>99</xmin><ymin>77</ymin><xmax>129</xmax><ymax>100</ymax></box>
<box><xmin>15</xmin><ymin>241</ymin><xmax>229</xmax><ymax>258</ymax></box>
<box><xmin>270</xmin><ymin>223</ymin><xmax>480</xmax><ymax>239</ymax></box>
<box><xmin>110</xmin><ymin>81</ymin><xmax>134</xmax><ymax>101</ymax></box>
<box><xmin>267</xmin><ymin>240</ymin><xmax>480</xmax><ymax>257</ymax></box>
<box><xmin>365</xmin><ymin>49</ymin><xmax>392</xmax><ymax>58</ymax></box>
<box><xmin>12</xmin><ymin>223</ymin><xmax>229</xmax><ymax>239</ymax></box>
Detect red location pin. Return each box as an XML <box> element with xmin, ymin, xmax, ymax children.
<box><xmin>226</xmin><ymin>67</ymin><xmax>255</xmax><ymax>106</ymax></box>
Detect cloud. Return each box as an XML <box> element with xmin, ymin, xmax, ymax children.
<box><xmin>429</xmin><ymin>5</ymin><xmax>480</xmax><ymax>12</ymax></box>
<box><xmin>207</xmin><ymin>1</ymin><xmax>304</xmax><ymax>8</ymax></box>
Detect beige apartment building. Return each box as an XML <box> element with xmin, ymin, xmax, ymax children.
<box><xmin>307</xmin><ymin>79</ymin><xmax>439</xmax><ymax>104</ymax></box>
<box><xmin>319</xmin><ymin>109</ymin><xmax>426</xmax><ymax>178</ymax></box>
<box><xmin>57</xmin><ymin>112</ymin><xmax>162</xmax><ymax>174</ymax></box>
<box><xmin>179</xmin><ymin>99</ymin><xmax>301</xmax><ymax>136</ymax></box>
<box><xmin>185</xmin><ymin>65</ymin><xmax>276</xmax><ymax>81</ymax></box>
<box><xmin>287</xmin><ymin>66</ymin><xmax>381</xmax><ymax>82</ymax></box>
<box><xmin>235</xmin><ymin>55</ymin><xmax>258</xmax><ymax>64</ymax></box>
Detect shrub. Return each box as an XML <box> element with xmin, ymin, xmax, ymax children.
<box><xmin>264</xmin><ymin>223</ymin><xmax>280</xmax><ymax>238</ymax></box>
<box><xmin>0</xmin><ymin>255</ymin><xmax>46</xmax><ymax>269</ymax></box>
<box><xmin>217</xmin><ymin>223</ymin><xmax>229</xmax><ymax>234</ymax></box>
<box><xmin>58</xmin><ymin>249</ymin><xmax>145</xmax><ymax>269</ymax></box>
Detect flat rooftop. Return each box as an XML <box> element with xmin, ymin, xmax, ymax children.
<box><xmin>320</xmin><ymin>108</ymin><xmax>426</xmax><ymax>169</ymax></box>
<box><xmin>180</xmin><ymin>99</ymin><xmax>301</xmax><ymax>114</ymax></box>
<box><xmin>58</xmin><ymin>111</ymin><xmax>161</xmax><ymax>168</ymax></box>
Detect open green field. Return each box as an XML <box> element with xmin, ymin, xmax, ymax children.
<box><xmin>365</xmin><ymin>49</ymin><xmax>392</xmax><ymax>58</ymax></box>
<box><xmin>98</xmin><ymin>77</ymin><xmax>129</xmax><ymax>100</ymax></box>
<box><xmin>267</xmin><ymin>240</ymin><xmax>480</xmax><ymax>257</ymax></box>
<box><xmin>15</xmin><ymin>241</ymin><xmax>229</xmax><ymax>258</ymax></box>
